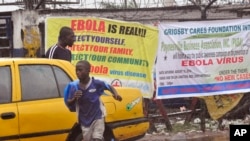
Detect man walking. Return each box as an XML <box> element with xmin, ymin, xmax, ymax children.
<box><xmin>46</xmin><ymin>26</ymin><xmax>75</xmax><ymax>62</ymax></box>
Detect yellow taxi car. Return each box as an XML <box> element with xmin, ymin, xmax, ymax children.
<box><xmin>0</xmin><ymin>58</ymin><xmax>149</xmax><ymax>141</ymax></box>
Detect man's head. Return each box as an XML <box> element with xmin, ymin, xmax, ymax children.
<box><xmin>58</xmin><ymin>26</ymin><xmax>75</xmax><ymax>47</ymax></box>
<box><xmin>76</xmin><ymin>60</ymin><xmax>91</xmax><ymax>80</ymax></box>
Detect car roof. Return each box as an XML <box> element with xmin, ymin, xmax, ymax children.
<box><xmin>0</xmin><ymin>58</ymin><xmax>68</xmax><ymax>62</ymax></box>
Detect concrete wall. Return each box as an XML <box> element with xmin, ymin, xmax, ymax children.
<box><xmin>12</xmin><ymin>10</ymin><xmax>41</xmax><ymax>57</ymax></box>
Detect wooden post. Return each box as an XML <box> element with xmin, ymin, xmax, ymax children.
<box><xmin>199</xmin><ymin>99</ymin><xmax>206</xmax><ymax>132</ymax></box>
<box><xmin>154</xmin><ymin>99</ymin><xmax>173</xmax><ymax>131</ymax></box>
<box><xmin>184</xmin><ymin>97</ymin><xmax>198</xmax><ymax>124</ymax></box>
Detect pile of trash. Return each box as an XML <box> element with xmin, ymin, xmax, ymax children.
<box><xmin>137</xmin><ymin>115</ymin><xmax>250</xmax><ymax>141</ymax></box>
<box><xmin>144</xmin><ymin>114</ymin><xmax>250</xmax><ymax>139</ymax></box>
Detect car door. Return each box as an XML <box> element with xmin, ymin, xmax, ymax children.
<box><xmin>14</xmin><ymin>60</ymin><xmax>76</xmax><ymax>141</ymax></box>
<box><xmin>0</xmin><ymin>61</ymin><xmax>19</xmax><ymax>141</ymax></box>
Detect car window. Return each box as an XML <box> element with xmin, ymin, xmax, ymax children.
<box><xmin>53</xmin><ymin>66</ymin><xmax>72</xmax><ymax>97</ymax></box>
<box><xmin>20</xmin><ymin>65</ymin><xmax>59</xmax><ymax>101</ymax></box>
<box><xmin>0</xmin><ymin>66</ymin><xmax>12</xmax><ymax>103</ymax></box>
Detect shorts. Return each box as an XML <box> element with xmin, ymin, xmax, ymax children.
<box><xmin>81</xmin><ymin>118</ymin><xmax>105</xmax><ymax>141</ymax></box>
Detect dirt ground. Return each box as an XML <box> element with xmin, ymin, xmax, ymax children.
<box><xmin>137</xmin><ymin>130</ymin><xmax>229</xmax><ymax>141</ymax></box>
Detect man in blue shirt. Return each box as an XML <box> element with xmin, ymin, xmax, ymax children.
<box><xmin>64</xmin><ymin>60</ymin><xmax>122</xmax><ymax>141</ymax></box>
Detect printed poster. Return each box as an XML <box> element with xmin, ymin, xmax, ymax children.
<box><xmin>46</xmin><ymin>17</ymin><xmax>158</xmax><ymax>98</ymax></box>
<box><xmin>201</xmin><ymin>93</ymin><xmax>244</xmax><ymax>120</ymax></box>
<box><xmin>156</xmin><ymin>19</ymin><xmax>250</xmax><ymax>99</ymax></box>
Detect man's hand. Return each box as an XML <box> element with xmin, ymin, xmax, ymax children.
<box><xmin>74</xmin><ymin>90</ymin><xmax>82</xmax><ymax>100</ymax></box>
<box><xmin>113</xmin><ymin>94</ymin><xmax>122</xmax><ymax>101</ymax></box>
<box><xmin>67</xmin><ymin>90</ymin><xmax>82</xmax><ymax>104</ymax></box>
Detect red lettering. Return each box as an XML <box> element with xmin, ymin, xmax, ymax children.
<box><xmin>180</xmin><ymin>87</ymin><xmax>197</xmax><ymax>93</ymax></box>
<box><xmin>224</xmin><ymin>75</ymin><xmax>235</xmax><ymax>81</ymax></box>
<box><xmin>162</xmin><ymin>88</ymin><xmax>178</xmax><ymax>94</ymax></box>
<box><xmin>236</xmin><ymin>73</ymin><xmax>250</xmax><ymax>80</ymax></box>
<box><xmin>237</xmin><ymin>83</ymin><xmax>247</xmax><ymax>88</ymax></box>
<box><xmin>181</xmin><ymin>59</ymin><xmax>213</xmax><ymax>66</ymax></box>
<box><xmin>77</xmin><ymin>20</ymin><xmax>84</xmax><ymax>30</ymax></box>
<box><xmin>90</xmin><ymin>65</ymin><xmax>108</xmax><ymax>74</ymax></box>
<box><xmin>239</xmin><ymin>56</ymin><xmax>243</xmax><ymax>62</ymax></box>
<box><xmin>216</xmin><ymin>56</ymin><xmax>243</xmax><ymax>64</ymax></box>
<box><xmin>70</xmin><ymin>44</ymin><xmax>84</xmax><ymax>51</ymax></box>
<box><xmin>70</xmin><ymin>19</ymin><xmax>105</xmax><ymax>32</ymax></box>
<box><xmin>71</xmin><ymin>20</ymin><xmax>77</xmax><ymax>30</ymax></box>
<box><xmin>225</xmin><ymin>84</ymin><xmax>235</xmax><ymax>89</ymax></box>
<box><xmin>212</xmin><ymin>85</ymin><xmax>223</xmax><ymax>91</ymax></box>
<box><xmin>86</xmin><ymin>20</ymin><xmax>92</xmax><ymax>30</ymax></box>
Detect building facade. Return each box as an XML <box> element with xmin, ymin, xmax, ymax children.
<box><xmin>0</xmin><ymin>4</ymin><xmax>250</xmax><ymax>57</ymax></box>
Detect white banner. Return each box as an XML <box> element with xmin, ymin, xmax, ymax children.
<box><xmin>156</xmin><ymin>19</ymin><xmax>250</xmax><ymax>99</ymax></box>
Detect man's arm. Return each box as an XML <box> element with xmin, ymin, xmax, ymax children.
<box><xmin>108</xmin><ymin>85</ymin><xmax>122</xmax><ymax>101</ymax></box>
<box><xmin>67</xmin><ymin>90</ymin><xmax>82</xmax><ymax>105</ymax></box>
<box><xmin>64</xmin><ymin>83</ymin><xmax>77</xmax><ymax>112</ymax></box>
